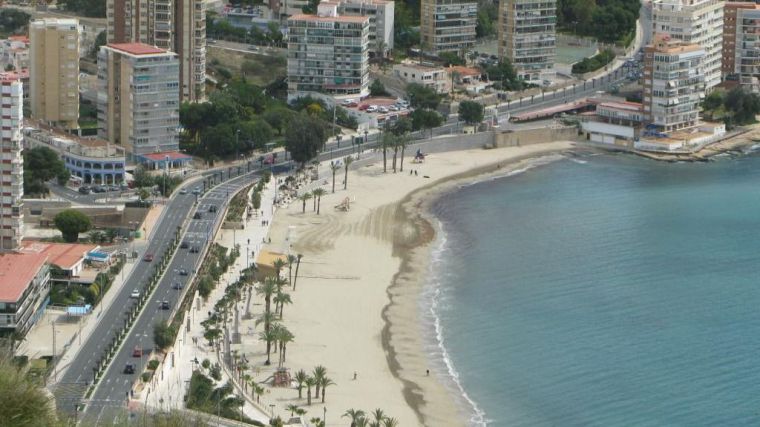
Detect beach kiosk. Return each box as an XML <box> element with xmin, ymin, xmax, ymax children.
<box><xmin>255</xmin><ymin>250</ymin><xmax>288</xmax><ymax>281</ymax></box>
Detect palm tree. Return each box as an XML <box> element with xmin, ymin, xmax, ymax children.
<box><xmin>304</xmin><ymin>376</ymin><xmax>316</xmax><ymax>405</ymax></box>
<box><xmin>273</xmin><ymin>291</ymin><xmax>292</xmax><ymax>319</ymax></box>
<box><xmin>330</xmin><ymin>161</ymin><xmax>341</xmax><ymax>193</ymax></box>
<box><xmin>256</xmin><ymin>277</ymin><xmax>278</xmax><ymax>359</ymax></box>
<box><xmin>355</xmin><ymin>418</ymin><xmax>369</xmax><ymax>427</ymax></box>
<box><xmin>299</xmin><ymin>192</ymin><xmax>312</xmax><ymax>213</ymax></box>
<box><xmin>382</xmin><ymin>417</ymin><xmax>399</xmax><ymax>427</ymax></box>
<box><xmin>286</xmin><ymin>404</ymin><xmax>300</xmax><ymax>417</ymax></box>
<box><xmin>381</xmin><ymin>129</ymin><xmax>392</xmax><ymax>172</ymax></box>
<box><xmin>287</xmin><ymin>254</ymin><xmax>297</xmax><ymax>286</ymax></box>
<box><xmin>294</xmin><ymin>369</ymin><xmax>308</xmax><ymax>399</ymax></box>
<box><xmin>343</xmin><ymin>409</ymin><xmax>366</xmax><ymax>427</ymax></box>
<box><xmin>343</xmin><ymin>156</ymin><xmax>354</xmax><ymax>190</ymax></box>
<box><xmin>398</xmin><ymin>133</ymin><xmax>409</xmax><ymax>173</ymax></box>
<box><xmin>312</xmin><ymin>188</ymin><xmax>326</xmax><ymax>214</ymax></box>
<box><xmin>312</xmin><ymin>365</ymin><xmax>326</xmax><ymax>398</ymax></box>
<box><xmin>0</xmin><ymin>357</ymin><xmax>58</xmax><ymax>425</ymax></box>
<box><xmin>273</xmin><ymin>258</ymin><xmax>286</xmax><ymax>278</ymax></box>
<box><xmin>295</xmin><ymin>407</ymin><xmax>307</xmax><ymax>418</ymax></box>
<box><xmin>319</xmin><ymin>376</ymin><xmax>335</xmax><ymax>403</ymax></box>
<box><xmin>292</xmin><ymin>253</ymin><xmax>303</xmax><ymax>291</ymax></box>
<box><xmin>258</xmin><ymin>327</ymin><xmax>277</xmax><ymax>365</ymax></box>
<box><xmin>277</xmin><ymin>326</ymin><xmax>294</xmax><ymax>367</ymax></box>
<box><xmin>269</xmin><ymin>322</ymin><xmax>284</xmax><ymax>355</ymax></box>
<box><xmin>371</xmin><ymin>409</ymin><xmax>385</xmax><ymax>426</ymax></box>
<box><xmin>254</xmin><ymin>384</ymin><xmax>264</xmax><ymax>403</ymax></box>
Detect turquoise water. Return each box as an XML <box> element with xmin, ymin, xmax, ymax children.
<box><xmin>428</xmin><ymin>152</ymin><xmax>760</xmax><ymax>426</ymax></box>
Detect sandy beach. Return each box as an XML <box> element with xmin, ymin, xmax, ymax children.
<box><xmin>259</xmin><ymin>141</ymin><xmax>575</xmax><ymax>426</ymax></box>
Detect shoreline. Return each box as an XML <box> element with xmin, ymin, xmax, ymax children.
<box><xmin>383</xmin><ymin>147</ymin><xmax>576</xmax><ymax>426</ymax></box>
<box><xmin>259</xmin><ymin>141</ymin><xmax>576</xmax><ymax>426</ymax></box>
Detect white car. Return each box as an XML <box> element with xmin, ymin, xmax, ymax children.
<box><xmin>378</xmin><ymin>106</ymin><xmax>389</xmax><ymax>113</ymax></box>
<box><xmin>366</xmin><ymin>105</ymin><xmax>378</xmax><ymax>113</ymax></box>
<box><xmin>130</xmin><ymin>289</ymin><xmax>140</xmax><ymax>299</ymax></box>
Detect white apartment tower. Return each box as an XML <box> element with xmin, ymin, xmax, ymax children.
<box><xmin>97</xmin><ymin>43</ymin><xmax>180</xmax><ymax>157</ymax></box>
<box><xmin>335</xmin><ymin>0</ymin><xmax>395</xmax><ymax>56</ymax></box>
<box><xmin>287</xmin><ymin>4</ymin><xmax>370</xmax><ymax>97</ymax></box>
<box><xmin>652</xmin><ymin>0</ymin><xmax>724</xmax><ymax>90</ymax></box>
<box><xmin>643</xmin><ymin>35</ymin><xmax>706</xmax><ymax>132</ymax></box>
<box><xmin>106</xmin><ymin>0</ymin><xmax>206</xmax><ymax>101</ymax></box>
<box><xmin>29</xmin><ymin>18</ymin><xmax>80</xmax><ymax>130</ymax></box>
<box><xmin>498</xmin><ymin>0</ymin><xmax>557</xmax><ymax>81</ymax></box>
<box><xmin>420</xmin><ymin>0</ymin><xmax>478</xmax><ymax>55</ymax></box>
<box><xmin>0</xmin><ymin>73</ymin><xmax>24</xmax><ymax>251</ymax></box>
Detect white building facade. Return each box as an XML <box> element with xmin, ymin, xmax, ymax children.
<box><xmin>0</xmin><ymin>73</ymin><xmax>23</xmax><ymax>251</ymax></box>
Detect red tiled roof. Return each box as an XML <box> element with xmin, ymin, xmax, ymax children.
<box><xmin>0</xmin><ymin>252</ymin><xmax>48</xmax><ymax>303</ymax></box>
<box><xmin>20</xmin><ymin>241</ymin><xmax>98</xmax><ymax>270</ymax></box>
<box><xmin>107</xmin><ymin>43</ymin><xmax>166</xmax><ymax>56</ymax></box>
<box><xmin>140</xmin><ymin>151</ymin><xmax>193</xmax><ymax>161</ymax></box>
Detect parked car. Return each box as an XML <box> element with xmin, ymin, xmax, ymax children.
<box><xmin>132</xmin><ymin>346</ymin><xmax>142</xmax><ymax>357</ymax></box>
<box><xmin>78</xmin><ymin>186</ymin><xmax>91</xmax><ymax>195</ymax></box>
<box><xmin>124</xmin><ymin>363</ymin><xmax>136</xmax><ymax>374</ymax></box>
<box><xmin>378</xmin><ymin>106</ymin><xmax>389</xmax><ymax>113</ymax></box>
<box><xmin>130</xmin><ymin>289</ymin><xmax>140</xmax><ymax>298</ymax></box>
<box><xmin>143</xmin><ymin>253</ymin><xmax>154</xmax><ymax>262</ymax></box>
<box><xmin>358</xmin><ymin>104</ymin><xmax>370</xmax><ymax>111</ymax></box>
<box><xmin>192</xmin><ymin>187</ymin><xmax>201</xmax><ymax>195</ymax></box>
<box><xmin>366</xmin><ymin>105</ymin><xmax>378</xmax><ymax>113</ymax></box>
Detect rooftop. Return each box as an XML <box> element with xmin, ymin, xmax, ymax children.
<box><xmin>256</xmin><ymin>250</ymin><xmax>288</xmax><ymax>268</ymax></box>
<box><xmin>650</xmin><ymin>34</ymin><xmax>704</xmax><ymax>54</ymax></box>
<box><xmin>0</xmin><ymin>71</ymin><xmax>24</xmax><ymax>83</ymax></box>
<box><xmin>20</xmin><ymin>241</ymin><xmax>99</xmax><ymax>271</ymax></box>
<box><xmin>289</xmin><ymin>13</ymin><xmax>369</xmax><ymax>23</ymax></box>
<box><xmin>140</xmin><ymin>151</ymin><xmax>193</xmax><ymax>162</ymax></box>
<box><xmin>598</xmin><ymin>101</ymin><xmax>643</xmax><ymax>112</ymax></box>
<box><xmin>107</xmin><ymin>43</ymin><xmax>167</xmax><ymax>56</ymax></box>
<box><xmin>0</xmin><ymin>252</ymin><xmax>48</xmax><ymax>303</ymax></box>
<box><xmin>447</xmin><ymin>65</ymin><xmax>481</xmax><ymax>77</ymax></box>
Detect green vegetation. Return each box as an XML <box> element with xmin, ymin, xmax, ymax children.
<box><xmin>153</xmin><ymin>320</ymin><xmax>177</xmax><ymax>352</ymax></box>
<box><xmin>56</xmin><ymin>0</ymin><xmax>106</xmax><ymax>17</ymax></box>
<box><xmin>54</xmin><ymin>209</ymin><xmax>93</xmax><ymax>243</ymax></box>
<box><xmin>186</xmin><ymin>372</ymin><xmax>261</xmax><ymax>424</ymax></box>
<box><xmin>369</xmin><ymin>80</ymin><xmax>390</xmax><ymax>97</ymax></box>
<box><xmin>557</xmin><ymin>0</ymin><xmax>639</xmax><ymax>43</ymax></box>
<box><xmin>476</xmin><ymin>0</ymin><xmax>499</xmax><ymax>38</ymax></box>
<box><xmin>285</xmin><ymin>112</ymin><xmax>328</xmax><ymax>167</ymax></box>
<box><xmin>131</xmin><ymin>165</ymin><xmax>183</xmax><ymax>197</ymax></box>
<box><xmin>702</xmin><ymin>88</ymin><xmax>760</xmax><ymax>127</ymax></box>
<box><xmin>89</xmin><ymin>30</ymin><xmax>107</xmax><ymax>59</ymax></box>
<box><xmin>79</xmin><ymin>99</ymin><xmax>98</xmax><ymax>129</ymax></box>
<box><xmin>147</xmin><ymin>360</ymin><xmax>160</xmax><ymax>370</ymax></box>
<box><xmin>0</xmin><ymin>9</ymin><xmax>30</xmax><ymax>36</ymax></box>
<box><xmin>407</xmin><ymin>83</ymin><xmax>442</xmax><ymax>110</ymax></box>
<box><xmin>483</xmin><ymin>59</ymin><xmax>534</xmax><ymax>91</ymax></box>
<box><xmin>571</xmin><ymin>49</ymin><xmax>616</xmax><ymax>74</ymax></box>
<box><xmin>196</xmin><ymin>244</ymin><xmax>238</xmax><ymax>299</ymax></box>
<box><xmin>23</xmin><ymin>146</ymin><xmax>70</xmax><ymax>196</ymax></box>
<box><xmin>0</xmin><ymin>356</ymin><xmax>58</xmax><ymax>426</ymax></box>
<box><xmin>411</xmin><ymin>108</ymin><xmax>444</xmax><ymax>137</ymax></box>
<box><xmin>207</xmin><ymin>12</ymin><xmax>284</xmax><ymax>47</ymax></box>
<box><xmin>225</xmin><ymin>184</ymin><xmax>254</xmax><ymax>223</ymax></box>
<box><xmin>49</xmin><ymin>258</ymin><xmax>124</xmax><ymax>306</ymax></box>
<box><xmin>439</xmin><ymin>51</ymin><xmax>466</xmax><ymax>66</ymax></box>
<box><xmin>459</xmin><ymin>101</ymin><xmax>485</xmax><ymax>126</ymax></box>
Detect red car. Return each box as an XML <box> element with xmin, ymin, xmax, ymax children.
<box><xmin>143</xmin><ymin>253</ymin><xmax>154</xmax><ymax>262</ymax></box>
<box><xmin>132</xmin><ymin>346</ymin><xmax>142</xmax><ymax>357</ymax></box>
<box><xmin>358</xmin><ymin>104</ymin><xmax>369</xmax><ymax>111</ymax></box>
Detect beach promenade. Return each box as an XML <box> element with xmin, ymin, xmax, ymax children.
<box><xmin>143</xmin><ymin>141</ymin><xmax>575</xmax><ymax>426</ymax></box>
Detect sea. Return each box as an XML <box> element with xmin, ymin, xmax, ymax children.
<box><xmin>423</xmin><ymin>149</ymin><xmax>760</xmax><ymax>427</ymax></box>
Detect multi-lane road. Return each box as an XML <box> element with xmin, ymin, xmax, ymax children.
<box><xmin>53</xmin><ymin>168</ymin><xmax>259</xmax><ymax>422</ymax></box>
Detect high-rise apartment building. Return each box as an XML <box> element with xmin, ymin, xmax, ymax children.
<box><xmin>335</xmin><ymin>0</ymin><xmax>394</xmax><ymax>56</ymax></box>
<box><xmin>287</xmin><ymin>5</ymin><xmax>370</xmax><ymax>97</ymax></box>
<box><xmin>652</xmin><ymin>0</ymin><xmax>724</xmax><ymax>90</ymax></box>
<box><xmin>420</xmin><ymin>0</ymin><xmax>477</xmax><ymax>55</ymax></box>
<box><xmin>106</xmin><ymin>0</ymin><xmax>205</xmax><ymax>101</ymax></box>
<box><xmin>97</xmin><ymin>43</ymin><xmax>180</xmax><ymax>158</ymax></box>
<box><xmin>497</xmin><ymin>0</ymin><xmax>556</xmax><ymax>81</ymax></box>
<box><xmin>29</xmin><ymin>19</ymin><xmax>80</xmax><ymax>130</ymax></box>
<box><xmin>723</xmin><ymin>2</ymin><xmax>760</xmax><ymax>92</ymax></box>
<box><xmin>642</xmin><ymin>35</ymin><xmax>705</xmax><ymax>132</ymax></box>
<box><xmin>0</xmin><ymin>73</ymin><xmax>24</xmax><ymax>251</ymax></box>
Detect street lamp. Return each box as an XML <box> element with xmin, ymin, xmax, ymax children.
<box><xmin>336</xmin><ymin>134</ymin><xmax>342</xmax><ymax>148</ymax></box>
<box><xmin>235</xmin><ymin>129</ymin><xmax>241</xmax><ymax>164</ymax></box>
<box><xmin>323</xmin><ymin>406</ymin><xmax>327</xmax><ymax>425</ymax></box>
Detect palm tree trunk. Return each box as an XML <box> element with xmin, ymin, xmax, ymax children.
<box><xmin>332</xmin><ymin>170</ymin><xmax>336</xmax><ymax>193</ymax></box>
<box><xmin>383</xmin><ymin>147</ymin><xmax>387</xmax><ymax>172</ymax></box>
<box><xmin>245</xmin><ymin>286</ymin><xmax>253</xmax><ymax>317</ymax></box>
<box><xmin>293</xmin><ymin>257</ymin><xmax>302</xmax><ymax>290</ymax></box>
<box><xmin>317</xmin><ymin>197</ymin><xmax>321</xmax><ymax>214</ymax></box>
<box><xmin>302</xmin><ymin>199</ymin><xmax>306</xmax><ymax>213</ymax></box>
<box><xmin>307</xmin><ymin>388</ymin><xmax>312</xmax><ymax>406</ymax></box>
<box><xmin>400</xmin><ymin>144</ymin><xmax>406</xmax><ymax>172</ymax></box>
<box><xmin>322</xmin><ymin>389</ymin><xmax>326</xmax><ymax>403</ymax></box>
<box><xmin>392</xmin><ymin>147</ymin><xmax>398</xmax><ymax>172</ymax></box>
<box><xmin>312</xmin><ymin>196</ymin><xmax>316</xmax><ymax>212</ymax></box>
<box><xmin>344</xmin><ymin>167</ymin><xmax>349</xmax><ymax>190</ymax></box>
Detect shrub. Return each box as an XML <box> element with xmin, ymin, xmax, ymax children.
<box><xmin>142</xmin><ymin>372</ymin><xmax>152</xmax><ymax>382</ymax></box>
<box><xmin>209</xmin><ymin>363</ymin><xmax>222</xmax><ymax>381</ymax></box>
<box><xmin>147</xmin><ymin>360</ymin><xmax>160</xmax><ymax>370</ymax></box>
<box><xmin>201</xmin><ymin>359</ymin><xmax>211</xmax><ymax>370</ymax></box>
<box><xmin>572</xmin><ymin>50</ymin><xmax>616</xmax><ymax>74</ymax></box>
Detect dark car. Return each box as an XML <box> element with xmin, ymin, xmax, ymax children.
<box><xmin>180</xmin><ymin>241</ymin><xmax>189</xmax><ymax>249</ymax></box>
<box><xmin>190</xmin><ymin>246</ymin><xmax>199</xmax><ymax>253</ymax></box>
<box><xmin>143</xmin><ymin>253</ymin><xmax>154</xmax><ymax>262</ymax></box>
<box><xmin>124</xmin><ymin>363</ymin><xmax>136</xmax><ymax>374</ymax></box>
<box><xmin>78</xmin><ymin>186</ymin><xmax>91</xmax><ymax>195</ymax></box>
<box><xmin>208</xmin><ymin>205</ymin><xmax>217</xmax><ymax>213</ymax></box>
<box><xmin>193</xmin><ymin>212</ymin><xmax>202</xmax><ymax>219</ymax></box>
<box><xmin>160</xmin><ymin>301</ymin><xmax>170</xmax><ymax>310</ymax></box>
<box><xmin>178</xmin><ymin>268</ymin><xmax>188</xmax><ymax>276</ymax></box>
<box><xmin>172</xmin><ymin>282</ymin><xmax>183</xmax><ymax>290</ymax></box>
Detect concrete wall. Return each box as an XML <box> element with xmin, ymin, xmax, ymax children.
<box><xmin>494</xmin><ymin>126</ymin><xmax>581</xmax><ymax>147</ymax></box>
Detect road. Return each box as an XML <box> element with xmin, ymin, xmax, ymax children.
<box><xmin>52</xmin><ymin>167</ymin><xmax>257</xmax><ymax>422</ymax></box>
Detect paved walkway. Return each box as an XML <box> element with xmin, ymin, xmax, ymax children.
<box><xmin>141</xmin><ymin>177</ymin><xmax>278</xmax><ymax>423</ymax></box>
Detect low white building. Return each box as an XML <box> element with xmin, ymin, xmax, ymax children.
<box><xmin>393</xmin><ymin>62</ymin><xmax>450</xmax><ymax>94</ymax></box>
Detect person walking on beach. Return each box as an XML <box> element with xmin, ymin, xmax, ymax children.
<box><xmin>353</xmin><ymin>371</ymin><xmax>357</xmax><ymax>380</ymax></box>
<box><xmin>426</xmin><ymin>369</ymin><xmax>430</xmax><ymax>376</ymax></box>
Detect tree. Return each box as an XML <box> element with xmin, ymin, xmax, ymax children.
<box><xmin>312</xmin><ymin>365</ymin><xmax>326</xmax><ymax>399</ymax></box>
<box><xmin>263</xmin><ymin>108</ymin><xmax>291</xmax><ymax>135</ymax></box>
<box><xmin>304</xmin><ymin>376</ymin><xmax>316</xmax><ymax>405</ymax></box>
<box><xmin>0</xmin><ymin>9</ymin><xmax>30</xmax><ymax>34</ymax></box>
<box><xmin>292</xmin><ymin>254</ymin><xmax>303</xmax><ymax>291</ymax></box>
<box><xmin>23</xmin><ymin>146</ymin><xmax>70</xmax><ymax>195</ymax></box>
<box><xmin>285</xmin><ymin>112</ymin><xmax>327</xmax><ymax>167</ymax></box>
<box><xmin>299</xmin><ymin>192</ymin><xmax>313</xmax><ymax>214</ymax></box>
<box><xmin>273</xmin><ymin>290</ymin><xmax>292</xmax><ymax>319</ymax></box>
<box><xmin>343</xmin><ymin>156</ymin><xmax>354</xmax><ymax>190</ymax></box>
<box><xmin>256</xmin><ymin>277</ymin><xmax>279</xmax><ymax>361</ymax></box>
<box><xmin>319</xmin><ymin>376</ymin><xmax>335</xmax><ymax>403</ymax></box>
<box><xmin>411</xmin><ymin>109</ymin><xmax>444</xmax><ymax>138</ymax></box>
<box><xmin>343</xmin><ymin>409</ymin><xmax>367</xmax><ymax>427</ymax></box>
<box><xmin>153</xmin><ymin>320</ymin><xmax>175</xmax><ymax>352</ymax></box>
<box><xmin>294</xmin><ymin>369</ymin><xmax>308</xmax><ymax>399</ymax></box>
<box><xmin>286</xmin><ymin>404</ymin><xmax>300</xmax><ymax>417</ymax></box>
<box><xmin>90</xmin><ymin>30</ymin><xmax>107</xmax><ymax>58</ymax></box>
<box><xmin>276</xmin><ymin>325</ymin><xmax>294</xmax><ymax>367</ymax></box>
<box><xmin>312</xmin><ymin>188</ymin><xmax>326</xmax><ymax>214</ymax></box>
<box><xmin>406</xmin><ymin>83</ymin><xmax>441</xmax><ymax>110</ymax></box>
<box><xmin>369</xmin><ymin>80</ymin><xmax>390</xmax><ymax>97</ymax></box>
<box><xmin>330</xmin><ymin>161</ymin><xmax>341</xmax><ymax>193</ymax></box>
<box><xmin>484</xmin><ymin>59</ymin><xmax>525</xmax><ymax>91</ymax></box>
<box><xmin>459</xmin><ymin>101</ymin><xmax>485</xmax><ymax>127</ymax></box>
<box><xmin>258</xmin><ymin>327</ymin><xmax>277</xmax><ymax>366</ymax></box>
<box><xmin>382</xmin><ymin>417</ymin><xmax>399</xmax><ymax>427</ymax></box>
<box><xmin>0</xmin><ymin>356</ymin><xmax>58</xmax><ymax>426</ymax></box>
<box><xmin>439</xmin><ymin>51</ymin><xmax>465</xmax><ymax>66</ymax></box>
<box><xmin>54</xmin><ymin>209</ymin><xmax>93</xmax><ymax>242</ymax></box>
<box><xmin>371</xmin><ymin>409</ymin><xmax>386</xmax><ymax>426</ymax></box>
<box><xmin>703</xmin><ymin>91</ymin><xmax>724</xmax><ymax>111</ymax></box>
<box><xmin>56</xmin><ymin>0</ymin><xmax>106</xmax><ymax>17</ymax></box>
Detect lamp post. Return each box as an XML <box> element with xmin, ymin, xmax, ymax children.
<box><xmin>323</xmin><ymin>406</ymin><xmax>327</xmax><ymax>426</ymax></box>
<box><xmin>235</xmin><ymin>129</ymin><xmax>241</xmax><ymax>165</ymax></box>
<box><xmin>336</xmin><ymin>134</ymin><xmax>342</xmax><ymax>148</ymax></box>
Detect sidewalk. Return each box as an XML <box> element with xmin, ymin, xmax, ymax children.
<box><xmin>140</xmin><ymin>177</ymin><xmax>278</xmax><ymax>423</ymax></box>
